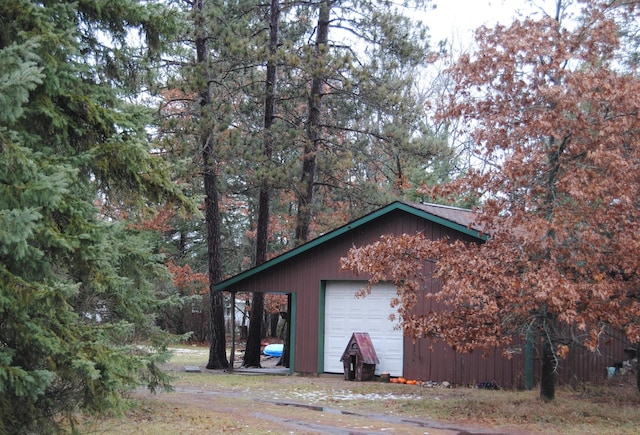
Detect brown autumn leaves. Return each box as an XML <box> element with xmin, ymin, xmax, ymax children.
<box><xmin>341</xmin><ymin>1</ymin><xmax>640</xmax><ymax>379</ymax></box>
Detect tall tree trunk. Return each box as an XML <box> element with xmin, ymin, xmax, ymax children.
<box><xmin>636</xmin><ymin>344</ymin><xmax>640</xmax><ymax>393</ymax></box>
<box><xmin>243</xmin><ymin>292</ymin><xmax>264</xmax><ymax>367</ymax></box>
<box><xmin>269</xmin><ymin>312</ymin><xmax>279</xmax><ymax>337</ymax></box>
<box><xmin>540</xmin><ymin>335</ymin><xmax>556</xmax><ymax>402</ymax></box>
<box><xmin>277</xmin><ymin>300</ymin><xmax>290</xmax><ymax>367</ymax></box>
<box><xmin>243</xmin><ymin>0</ymin><xmax>280</xmax><ymax>368</ymax></box>
<box><xmin>193</xmin><ymin>0</ymin><xmax>228</xmax><ymax>370</ymax></box>
<box><xmin>536</xmin><ymin>129</ymin><xmax>566</xmax><ymax>398</ymax></box>
<box><xmin>294</xmin><ymin>0</ymin><xmax>330</xmax><ymax>246</ymax></box>
<box><xmin>204</xmin><ymin>164</ymin><xmax>228</xmax><ymax>370</ymax></box>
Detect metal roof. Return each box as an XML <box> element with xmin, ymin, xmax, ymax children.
<box><xmin>340</xmin><ymin>332</ymin><xmax>380</xmax><ymax>365</ymax></box>
<box><xmin>215</xmin><ymin>200</ymin><xmax>484</xmax><ymax>292</ymax></box>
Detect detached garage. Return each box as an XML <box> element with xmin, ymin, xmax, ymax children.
<box><xmin>214</xmin><ymin>201</ymin><xmax>627</xmax><ymax>387</ymax></box>
<box><xmin>215</xmin><ymin>201</ymin><xmax>522</xmax><ymax>386</ymax></box>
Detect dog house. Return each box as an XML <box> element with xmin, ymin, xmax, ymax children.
<box><xmin>340</xmin><ymin>332</ymin><xmax>379</xmax><ymax>381</ymax></box>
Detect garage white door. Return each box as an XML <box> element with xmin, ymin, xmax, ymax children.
<box><xmin>323</xmin><ymin>281</ymin><xmax>404</xmax><ymax>376</ymax></box>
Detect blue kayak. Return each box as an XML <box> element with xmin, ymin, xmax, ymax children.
<box><xmin>263</xmin><ymin>343</ymin><xmax>284</xmax><ymax>357</ymax></box>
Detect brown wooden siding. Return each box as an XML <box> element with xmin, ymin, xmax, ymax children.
<box><xmin>535</xmin><ymin>328</ymin><xmax>630</xmax><ymax>386</ymax></box>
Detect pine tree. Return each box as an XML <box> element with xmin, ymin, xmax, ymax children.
<box><xmin>157</xmin><ymin>0</ymin><xmax>453</xmax><ymax>370</ymax></box>
<box><xmin>243</xmin><ymin>0</ymin><xmax>282</xmax><ymax>368</ymax></box>
<box><xmin>0</xmin><ymin>1</ymin><xmax>189</xmax><ymax>431</ymax></box>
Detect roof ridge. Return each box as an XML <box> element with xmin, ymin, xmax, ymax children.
<box><xmin>402</xmin><ymin>200</ymin><xmax>474</xmax><ymax>213</ymax></box>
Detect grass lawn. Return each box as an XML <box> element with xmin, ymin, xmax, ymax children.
<box><xmin>68</xmin><ymin>345</ymin><xmax>640</xmax><ymax>434</ymax></box>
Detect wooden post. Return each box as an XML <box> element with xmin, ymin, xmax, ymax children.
<box><xmin>230</xmin><ymin>291</ymin><xmax>236</xmax><ymax>372</ymax></box>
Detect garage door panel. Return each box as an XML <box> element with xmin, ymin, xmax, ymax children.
<box><xmin>324</xmin><ymin>281</ymin><xmax>403</xmax><ymax>376</ymax></box>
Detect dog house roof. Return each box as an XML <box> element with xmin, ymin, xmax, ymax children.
<box><xmin>340</xmin><ymin>332</ymin><xmax>379</xmax><ymax>365</ymax></box>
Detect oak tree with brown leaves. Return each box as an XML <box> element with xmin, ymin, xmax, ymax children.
<box><xmin>342</xmin><ymin>0</ymin><xmax>640</xmax><ymax>402</ymax></box>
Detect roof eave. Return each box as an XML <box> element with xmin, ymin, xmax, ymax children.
<box><xmin>215</xmin><ymin>201</ymin><xmax>484</xmax><ymax>292</ymax></box>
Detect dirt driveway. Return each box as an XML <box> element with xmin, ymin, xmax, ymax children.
<box><xmin>139</xmin><ymin>379</ymin><xmax>510</xmax><ymax>434</ymax></box>
<box><xmin>129</xmin><ymin>355</ymin><xmax>527</xmax><ymax>435</ymax></box>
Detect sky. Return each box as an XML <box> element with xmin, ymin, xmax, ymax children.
<box><xmin>423</xmin><ymin>0</ymin><xmax>543</xmax><ymax>46</ymax></box>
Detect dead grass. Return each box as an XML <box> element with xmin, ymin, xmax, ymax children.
<box><xmin>399</xmin><ymin>382</ymin><xmax>640</xmax><ymax>434</ymax></box>
<box><xmin>67</xmin><ymin>346</ymin><xmax>640</xmax><ymax>434</ymax></box>
<box><xmin>71</xmin><ymin>399</ymin><xmax>292</xmax><ymax>434</ymax></box>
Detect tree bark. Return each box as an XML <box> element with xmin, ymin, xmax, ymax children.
<box><xmin>636</xmin><ymin>344</ymin><xmax>640</xmax><ymax>393</ymax></box>
<box><xmin>277</xmin><ymin>300</ymin><xmax>290</xmax><ymax>367</ymax></box>
<box><xmin>269</xmin><ymin>312</ymin><xmax>279</xmax><ymax>337</ymax></box>
<box><xmin>243</xmin><ymin>292</ymin><xmax>264</xmax><ymax>367</ymax></box>
<box><xmin>540</xmin><ymin>336</ymin><xmax>556</xmax><ymax>402</ymax></box>
<box><xmin>243</xmin><ymin>0</ymin><xmax>280</xmax><ymax>368</ymax></box>
<box><xmin>193</xmin><ymin>0</ymin><xmax>228</xmax><ymax>370</ymax></box>
<box><xmin>204</xmin><ymin>165</ymin><xmax>228</xmax><ymax>370</ymax></box>
<box><xmin>294</xmin><ymin>0</ymin><xmax>330</xmax><ymax>246</ymax></box>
